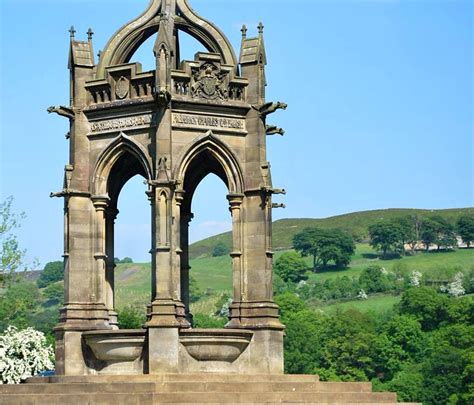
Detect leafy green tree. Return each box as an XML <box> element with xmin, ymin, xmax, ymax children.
<box><xmin>420</xmin><ymin>218</ymin><xmax>438</xmax><ymax>251</ymax></box>
<box><xmin>422</xmin><ymin>324</ymin><xmax>474</xmax><ymax>405</ymax></box>
<box><xmin>121</xmin><ymin>257</ymin><xmax>133</xmax><ymax>264</ymax></box>
<box><xmin>398</xmin><ymin>287</ymin><xmax>448</xmax><ymax>331</ymax></box>
<box><xmin>315</xmin><ymin>309</ymin><xmax>378</xmax><ymax>381</ymax></box>
<box><xmin>117</xmin><ymin>306</ymin><xmax>146</xmax><ymax>329</ymax></box>
<box><xmin>0</xmin><ymin>197</ymin><xmax>26</xmax><ymax>286</ymax></box>
<box><xmin>283</xmin><ymin>309</ymin><xmax>324</xmax><ymax>375</ymax></box>
<box><xmin>457</xmin><ymin>215</ymin><xmax>474</xmax><ymax>248</ymax></box>
<box><xmin>193</xmin><ymin>314</ymin><xmax>227</xmax><ymax>328</ymax></box>
<box><xmin>384</xmin><ymin>363</ymin><xmax>424</xmax><ymax>403</ymax></box>
<box><xmin>293</xmin><ymin>227</ymin><xmax>355</xmax><ymax>270</ymax></box>
<box><xmin>37</xmin><ymin>261</ymin><xmax>63</xmax><ymax>288</ymax></box>
<box><xmin>359</xmin><ymin>265</ymin><xmax>391</xmax><ymax>294</ymax></box>
<box><xmin>421</xmin><ymin>216</ymin><xmax>456</xmax><ymax>251</ymax></box>
<box><xmin>274</xmin><ymin>252</ymin><xmax>308</xmax><ymax>283</ymax></box>
<box><xmin>368</xmin><ymin>220</ymin><xmax>403</xmax><ymax>258</ymax></box>
<box><xmin>275</xmin><ymin>292</ymin><xmax>307</xmax><ymax>320</ymax></box>
<box><xmin>0</xmin><ymin>281</ymin><xmax>40</xmax><ymax>331</ymax></box>
<box><xmin>392</xmin><ymin>216</ymin><xmax>421</xmax><ymax>254</ymax></box>
<box><xmin>212</xmin><ymin>241</ymin><xmax>230</xmax><ymax>257</ymax></box>
<box><xmin>432</xmin><ymin>216</ymin><xmax>457</xmax><ymax>251</ymax></box>
<box><xmin>375</xmin><ymin>315</ymin><xmax>425</xmax><ymax>379</ymax></box>
<box><xmin>42</xmin><ymin>282</ymin><xmax>64</xmax><ymax>304</ymax></box>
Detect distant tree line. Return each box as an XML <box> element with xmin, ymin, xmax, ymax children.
<box><xmin>368</xmin><ymin>214</ymin><xmax>474</xmax><ymax>258</ymax></box>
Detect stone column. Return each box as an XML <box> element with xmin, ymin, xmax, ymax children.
<box><xmin>237</xmin><ymin>190</ymin><xmax>284</xmax><ymax>330</ymax></box>
<box><xmin>147</xmin><ymin>185</ymin><xmax>179</xmax><ymax>326</ymax></box>
<box><xmin>146</xmin><ymin>184</ymin><xmax>180</xmax><ymax>374</ymax></box>
<box><xmin>105</xmin><ymin>207</ymin><xmax>119</xmax><ymax>329</ymax></box>
<box><xmin>92</xmin><ymin>196</ymin><xmax>109</xmax><ymax>309</ymax></box>
<box><xmin>173</xmin><ymin>189</ymin><xmax>190</xmax><ymax>327</ymax></box>
<box><xmin>55</xmin><ymin>194</ymin><xmax>110</xmax><ymax>376</ymax></box>
<box><xmin>180</xmin><ymin>212</ymin><xmax>193</xmax><ymax>324</ymax></box>
<box><xmin>227</xmin><ymin>193</ymin><xmax>245</xmax><ymax>328</ymax></box>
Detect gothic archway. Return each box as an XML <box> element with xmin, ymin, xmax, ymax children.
<box><xmin>91</xmin><ymin>134</ymin><xmax>153</xmax><ymax>328</ymax></box>
<box><xmin>175</xmin><ymin>134</ymin><xmax>244</xmax><ymax>324</ymax></box>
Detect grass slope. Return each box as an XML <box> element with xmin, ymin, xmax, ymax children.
<box><xmin>115</xmin><ymin>244</ymin><xmax>474</xmax><ymax>313</ymax></box>
<box><xmin>189</xmin><ymin>207</ymin><xmax>473</xmax><ymax>259</ymax></box>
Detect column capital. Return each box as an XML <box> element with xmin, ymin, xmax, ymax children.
<box><xmin>91</xmin><ymin>195</ymin><xmax>110</xmax><ymax>210</ymax></box>
<box><xmin>174</xmin><ymin>188</ymin><xmax>185</xmax><ymax>205</ymax></box>
<box><xmin>227</xmin><ymin>193</ymin><xmax>244</xmax><ymax>208</ymax></box>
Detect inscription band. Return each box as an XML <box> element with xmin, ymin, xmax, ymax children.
<box><xmin>172</xmin><ymin>113</ymin><xmax>246</xmax><ymax>132</ymax></box>
<box><xmin>90</xmin><ymin>114</ymin><xmax>153</xmax><ymax>133</ymax></box>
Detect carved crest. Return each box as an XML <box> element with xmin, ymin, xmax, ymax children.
<box><xmin>115</xmin><ymin>76</ymin><xmax>129</xmax><ymax>99</ymax></box>
<box><xmin>191</xmin><ymin>63</ymin><xmax>228</xmax><ymax>101</ymax></box>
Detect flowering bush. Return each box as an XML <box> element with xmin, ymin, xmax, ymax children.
<box><xmin>446</xmin><ymin>272</ymin><xmax>465</xmax><ymax>297</ymax></box>
<box><xmin>409</xmin><ymin>271</ymin><xmax>423</xmax><ymax>287</ymax></box>
<box><xmin>0</xmin><ymin>326</ymin><xmax>54</xmax><ymax>384</ymax></box>
<box><xmin>358</xmin><ymin>289</ymin><xmax>368</xmax><ymax>300</ymax></box>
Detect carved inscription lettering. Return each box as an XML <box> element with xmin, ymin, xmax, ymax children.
<box><xmin>90</xmin><ymin>115</ymin><xmax>152</xmax><ymax>133</ymax></box>
<box><xmin>172</xmin><ymin>113</ymin><xmax>245</xmax><ymax>131</ymax></box>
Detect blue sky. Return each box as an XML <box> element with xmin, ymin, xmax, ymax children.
<box><xmin>0</xmin><ymin>0</ymin><xmax>472</xmax><ymax>265</ymax></box>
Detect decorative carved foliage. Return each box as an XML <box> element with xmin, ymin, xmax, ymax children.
<box><xmin>191</xmin><ymin>63</ymin><xmax>228</xmax><ymax>101</ymax></box>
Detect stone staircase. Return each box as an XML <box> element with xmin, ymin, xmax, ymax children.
<box><xmin>0</xmin><ymin>374</ymin><xmax>420</xmax><ymax>404</ymax></box>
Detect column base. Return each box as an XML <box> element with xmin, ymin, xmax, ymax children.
<box><xmin>146</xmin><ymin>299</ymin><xmax>190</xmax><ymax>328</ymax></box>
<box><xmin>108</xmin><ymin>310</ymin><xmax>119</xmax><ymax>330</ymax></box>
<box><xmin>54</xmin><ymin>302</ymin><xmax>112</xmax><ymax>332</ymax></box>
<box><xmin>227</xmin><ymin>301</ymin><xmax>285</xmax><ymax>330</ymax></box>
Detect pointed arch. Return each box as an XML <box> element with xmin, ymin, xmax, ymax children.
<box><xmin>96</xmin><ymin>0</ymin><xmax>237</xmax><ymax>78</ymax></box>
<box><xmin>92</xmin><ymin>132</ymin><xmax>153</xmax><ymax>202</ymax></box>
<box><xmin>174</xmin><ymin>132</ymin><xmax>244</xmax><ymax>212</ymax></box>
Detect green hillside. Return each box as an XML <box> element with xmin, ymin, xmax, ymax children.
<box><xmin>189</xmin><ymin>207</ymin><xmax>473</xmax><ymax>259</ymax></box>
<box><xmin>114</xmin><ymin>243</ymin><xmax>474</xmax><ymax>311</ymax></box>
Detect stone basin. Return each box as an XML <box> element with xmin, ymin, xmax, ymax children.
<box><xmin>180</xmin><ymin>329</ymin><xmax>253</xmax><ymax>363</ymax></box>
<box><xmin>83</xmin><ymin>329</ymin><xmax>145</xmax><ymax>362</ymax></box>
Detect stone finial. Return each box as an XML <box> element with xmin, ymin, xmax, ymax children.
<box><xmin>69</xmin><ymin>26</ymin><xmax>76</xmax><ymax>39</ymax></box>
<box><xmin>241</xmin><ymin>25</ymin><xmax>248</xmax><ymax>39</ymax></box>
<box><xmin>258</xmin><ymin>22</ymin><xmax>264</xmax><ymax>35</ymax></box>
<box><xmin>87</xmin><ymin>28</ymin><xmax>94</xmax><ymax>40</ymax></box>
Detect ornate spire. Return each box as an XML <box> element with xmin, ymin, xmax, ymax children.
<box><xmin>87</xmin><ymin>28</ymin><xmax>94</xmax><ymax>41</ymax></box>
<box><xmin>241</xmin><ymin>25</ymin><xmax>248</xmax><ymax>39</ymax></box>
<box><xmin>258</xmin><ymin>22</ymin><xmax>264</xmax><ymax>35</ymax></box>
<box><xmin>69</xmin><ymin>26</ymin><xmax>76</xmax><ymax>40</ymax></box>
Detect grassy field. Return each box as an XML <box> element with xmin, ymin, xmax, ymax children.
<box><xmin>114</xmin><ymin>244</ymin><xmax>473</xmax><ymax>313</ymax></box>
<box><xmin>313</xmin><ymin>294</ymin><xmax>402</xmax><ymax>315</ymax></box>
<box><xmin>189</xmin><ymin>208</ymin><xmax>473</xmax><ymax>258</ymax></box>
<box><xmin>114</xmin><ymin>207</ymin><xmax>473</xmax><ymax>313</ymax></box>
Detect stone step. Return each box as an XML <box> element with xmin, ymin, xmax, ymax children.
<box><xmin>0</xmin><ymin>382</ymin><xmax>155</xmax><ymax>395</ymax></box>
<box><xmin>0</xmin><ymin>393</ymin><xmax>155</xmax><ymax>405</ymax></box>
<box><xmin>3</xmin><ymin>380</ymin><xmax>373</xmax><ymax>396</ymax></box>
<box><xmin>0</xmin><ymin>392</ymin><xmax>400</xmax><ymax>405</ymax></box>
<box><xmin>27</xmin><ymin>373</ymin><xmax>321</xmax><ymax>384</ymax></box>
<box><xmin>154</xmin><ymin>391</ymin><xmax>398</xmax><ymax>403</ymax></box>
<box><xmin>153</xmin><ymin>381</ymin><xmax>372</xmax><ymax>393</ymax></box>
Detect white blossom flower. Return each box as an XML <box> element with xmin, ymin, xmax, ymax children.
<box><xmin>0</xmin><ymin>326</ymin><xmax>54</xmax><ymax>384</ymax></box>
<box><xmin>409</xmin><ymin>271</ymin><xmax>423</xmax><ymax>287</ymax></box>
<box><xmin>358</xmin><ymin>289</ymin><xmax>368</xmax><ymax>300</ymax></box>
<box><xmin>447</xmin><ymin>272</ymin><xmax>465</xmax><ymax>297</ymax></box>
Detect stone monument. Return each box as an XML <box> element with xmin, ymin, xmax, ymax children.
<box><xmin>50</xmin><ymin>0</ymin><xmax>286</xmax><ymax>377</ymax></box>
<box><xmin>0</xmin><ymin>1</ymin><xmax>417</xmax><ymax>403</ymax></box>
